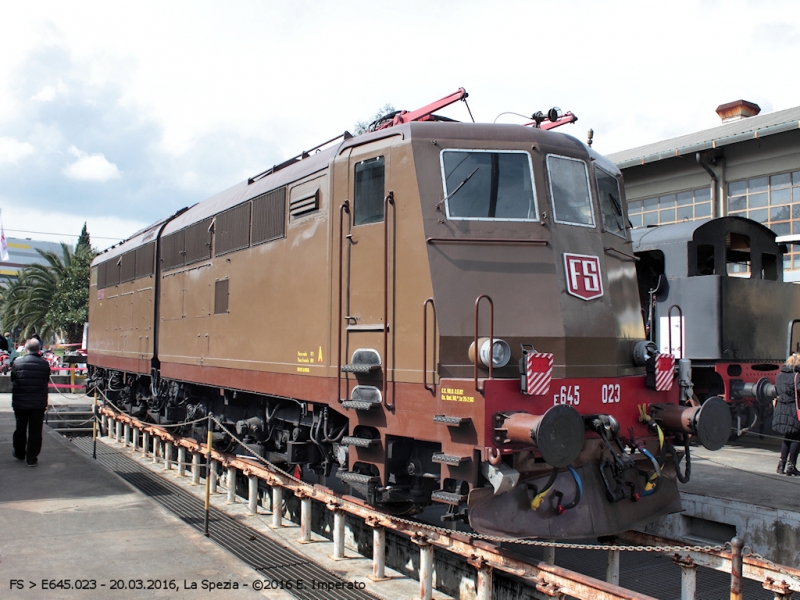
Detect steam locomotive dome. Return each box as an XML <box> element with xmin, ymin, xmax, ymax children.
<box><xmin>89</xmin><ymin>105</ymin><xmax>722</xmax><ymax>540</ymax></box>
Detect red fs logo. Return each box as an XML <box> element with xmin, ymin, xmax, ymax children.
<box><xmin>563</xmin><ymin>253</ymin><xmax>603</xmax><ymax>301</ymax></box>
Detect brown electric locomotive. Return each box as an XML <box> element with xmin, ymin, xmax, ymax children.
<box><xmin>88</xmin><ymin>90</ymin><xmax>729</xmax><ymax>539</ymax></box>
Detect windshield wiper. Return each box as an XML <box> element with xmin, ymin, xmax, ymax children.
<box><xmin>443</xmin><ymin>166</ymin><xmax>480</xmax><ymax>203</ymax></box>
<box><xmin>608</xmin><ymin>192</ymin><xmax>627</xmax><ymax>229</ymax></box>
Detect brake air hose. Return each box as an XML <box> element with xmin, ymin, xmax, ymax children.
<box><xmin>638</xmin><ymin>447</ymin><xmax>662</xmax><ymax>497</ymax></box>
<box><xmin>529</xmin><ymin>467</ymin><xmax>559</xmax><ymax>510</ymax></box>
<box><xmin>554</xmin><ymin>466</ymin><xmax>583</xmax><ymax>514</ymax></box>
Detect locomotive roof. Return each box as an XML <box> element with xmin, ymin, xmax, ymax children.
<box><xmin>631</xmin><ymin>215</ymin><xmax>778</xmax><ymax>250</ymax></box>
<box><xmin>94</xmin><ymin>121</ymin><xmax>602</xmax><ymax>266</ymax></box>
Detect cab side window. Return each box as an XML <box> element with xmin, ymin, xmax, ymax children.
<box><xmin>354</xmin><ymin>156</ymin><xmax>385</xmax><ymax>225</ymax></box>
<box><xmin>596</xmin><ymin>166</ymin><xmax>626</xmax><ymax>237</ymax></box>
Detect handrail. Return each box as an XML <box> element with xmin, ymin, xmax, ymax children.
<box><xmin>426</xmin><ymin>237</ymin><xmax>547</xmax><ymax>246</ymax></box>
<box><xmin>667</xmin><ymin>304</ymin><xmax>683</xmax><ymax>359</ymax></box>
<box><xmin>423</xmin><ymin>298</ymin><xmax>436</xmax><ymax>394</ymax></box>
<box><xmin>604</xmin><ymin>246</ymin><xmax>639</xmax><ymax>261</ymax></box>
<box><xmin>474</xmin><ymin>294</ymin><xmax>494</xmax><ymax>393</ymax></box>
<box><xmin>383</xmin><ymin>191</ymin><xmax>395</xmax><ymax>410</ymax></box>
<box><xmin>337</xmin><ymin>201</ymin><xmax>351</xmax><ymax>403</ymax></box>
<box><xmin>787</xmin><ymin>319</ymin><xmax>800</xmax><ymax>358</ymax></box>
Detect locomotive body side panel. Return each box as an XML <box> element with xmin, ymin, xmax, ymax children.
<box><xmin>89</xmin><ymin>247</ymin><xmax>157</xmax><ymax>373</ymax></box>
<box><xmin>158</xmin><ymin>170</ymin><xmax>335</xmax><ymax>386</ymax></box>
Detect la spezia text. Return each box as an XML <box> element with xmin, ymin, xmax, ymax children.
<box><xmin>10</xmin><ymin>578</ymin><xmax>367</xmax><ymax>592</ymax></box>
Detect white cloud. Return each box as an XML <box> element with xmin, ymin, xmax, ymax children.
<box><xmin>31</xmin><ymin>80</ymin><xmax>68</xmax><ymax>102</ymax></box>
<box><xmin>0</xmin><ymin>137</ymin><xmax>35</xmax><ymax>165</ymax></box>
<box><xmin>63</xmin><ymin>146</ymin><xmax>121</xmax><ymax>181</ymax></box>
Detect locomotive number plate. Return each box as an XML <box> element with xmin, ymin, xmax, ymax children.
<box><xmin>553</xmin><ymin>385</ymin><xmax>580</xmax><ymax>406</ymax></box>
<box><xmin>601</xmin><ymin>383</ymin><xmax>621</xmax><ymax>403</ymax></box>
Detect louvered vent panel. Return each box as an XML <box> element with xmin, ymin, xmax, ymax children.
<box><xmin>289</xmin><ymin>189</ymin><xmax>320</xmax><ymax>219</ymax></box>
<box><xmin>185</xmin><ymin>218</ymin><xmax>213</xmax><ymax>265</ymax></box>
<box><xmin>214</xmin><ymin>279</ymin><xmax>229</xmax><ymax>314</ymax></box>
<box><xmin>119</xmin><ymin>251</ymin><xmax>136</xmax><ymax>283</ymax></box>
<box><xmin>252</xmin><ymin>187</ymin><xmax>286</xmax><ymax>245</ymax></box>
<box><xmin>161</xmin><ymin>230</ymin><xmax>186</xmax><ymax>271</ymax></box>
<box><xmin>106</xmin><ymin>257</ymin><xmax>121</xmax><ymax>287</ymax></box>
<box><xmin>215</xmin><ymin>203</ymin><xmax>251</xmax><ymax>256</ymax></box>
<box><xmin>96</xmin><ymin>262</ymin><xmax>107</xmax><ymax>290</ymax></box>
<box><xmin>135</xmin><ymin>242</ymin><xmax>155</xmax><ymax>278</ymax></box>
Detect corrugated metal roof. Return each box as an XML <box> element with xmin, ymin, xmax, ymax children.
<box><xmin>607</xmin><ymin>105</ymin><xmax>800</xmax><ymax>169</ymax></box>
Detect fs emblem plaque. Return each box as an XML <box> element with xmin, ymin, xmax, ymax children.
<box><xmin>563</xmin><ymin>253</ymin><xmax>603</xmax><ymax>301</ymax></box>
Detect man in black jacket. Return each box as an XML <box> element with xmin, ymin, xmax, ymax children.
<box><xmin>11</xmin><ymin>338</ymin><xmax>51</xmax><ymax>467</ymax></box>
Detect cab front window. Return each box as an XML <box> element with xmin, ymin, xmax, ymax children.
<box><xmin>441</xmin><ymin>150</ymin><xmax>538</xmax><ymax>221</ymax></box>
<box><xmin>547</xmin><ymin>155</ymin><xmax>594</xmax><ymax>227</ymax></box>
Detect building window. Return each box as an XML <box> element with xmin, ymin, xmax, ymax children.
<box><xmin>727</xmin><ymin>171</ymin><xmax>800</xmax><ymax>271</ymax></box>
<box><xmin>627</xmin><ymin>187</ymin><xmax>712</xmax><ymax>228</ymax></box>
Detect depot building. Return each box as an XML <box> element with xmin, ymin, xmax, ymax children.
<box><xmin>608</xmin><ymin>100</ymin><xmax>800</xmax><ymax>281</ymax></box>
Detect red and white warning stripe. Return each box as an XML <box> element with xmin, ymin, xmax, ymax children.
<box><xmin>525</xmin><ymin>352</ymin><xmax>554</xmax><ymax>396</ymax></box>
<box><xmin>655</xmin><ymin>353</ymin><xmax>675</xmax><ymax>391</ymax></box>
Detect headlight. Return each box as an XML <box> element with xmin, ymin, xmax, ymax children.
<box><xmin>469</xmin><ymin>337</ymin><xmax>511</xmax><ymax>369</ymax></box>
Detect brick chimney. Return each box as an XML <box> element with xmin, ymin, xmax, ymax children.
<box><xmin>716</xmin><ymin>100</ymin><xmax>761</xmax><ymax>123</ymax></box>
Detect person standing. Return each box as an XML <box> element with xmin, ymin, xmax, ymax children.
<box><xmin>774</xmin><ymin>353</ymin><xmax>800</xmax><ymax>475</ymax></box>
<box><xmin>11</xmin><ymin>338</ymin><xmax>51</xmax><ymax>467</ymax></box>
<box><xmin>5</xmin><ymin>332</ymin><xmax>17</xmax><ymax>362</ymax></box>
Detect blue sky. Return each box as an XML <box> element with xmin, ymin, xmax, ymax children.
<box><xmin>2</xmin><ymin>0</ymin><xmax>799</xmax><ymax>249</ymax></box>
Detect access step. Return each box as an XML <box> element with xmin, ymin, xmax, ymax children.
<box><xmin>431</xmin><ymin>490</ymin><xmax>468</xmax><ymax>505</ymax></box>
<box><xmin>338</xmin><ymin>471</ymin><xmax>381</xmax><ymax>485</ymax></box>
<box><xmin>342</xmin><ymin>401</ymin><xmax>381</xmax><ymax>411</ymax></box>
<box><xmin>431</xmin><ymin>452</ymin><xmax>471</xmax><ymax>465</ymax></box>
<box><xmin>341</xmin><ymin>348</ymin><xmax>382</xmax><ymax>374</ymax></box>
<box><xmin>341</xmin><ymin>436</ymin><xmax>379</xmax><ymax>448</ymax></box>
<box><xmin>341</xmin><ymin>363</ymin><xmax>382</xmax><ymax>374</ymax></box>
<box><xmin>342</xmin><ymin>385</ymin><xmax>382</xmax><ymax>410</ymax></box>
<box><xmin>433</xmin><ymin>415</ymin><xmax>472</xmax><ymax>426</ymax></box>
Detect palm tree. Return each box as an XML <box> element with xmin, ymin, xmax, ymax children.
<box><xmin>0</xmin><ymin>242</ymin><xmax>95</xmax><ymax>344</ymax></box>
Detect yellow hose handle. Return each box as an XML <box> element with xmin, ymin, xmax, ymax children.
<box><xmin>531</xmin><ymin>486</ymin><xmax>552</xmax><ymax>510</ymax></box>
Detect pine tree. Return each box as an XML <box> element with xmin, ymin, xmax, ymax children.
<box><xmin>76</xmin><ymin>222</ymin><xmax>91</xmax><ymax>251</ymax></box>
